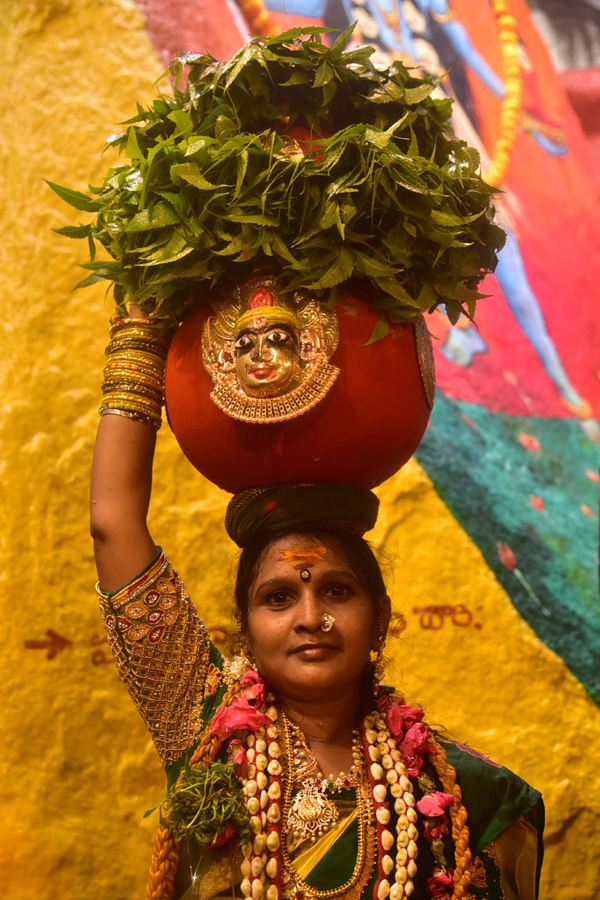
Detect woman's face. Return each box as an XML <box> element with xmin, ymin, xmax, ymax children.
<box><xmin>244</xmin><ymin>533</ymin><xmax>387</xmax><ymax>703</ymax></box>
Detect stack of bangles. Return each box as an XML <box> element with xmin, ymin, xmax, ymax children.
<box><xmin>99</xmin><ymin>316</ymin><xmax>175</xmax><ymax>431</ymax></box>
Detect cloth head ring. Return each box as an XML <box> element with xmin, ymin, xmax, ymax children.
<box><xmin>225</xmin><ymin>483</ymin><xmax>380</xmax><ymax>548</ymax></box>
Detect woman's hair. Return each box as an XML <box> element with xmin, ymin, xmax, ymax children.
<box><xmin>233</xmin><ymin>529</ymin><xmax>388</xmax><ymax>630</ymax></box>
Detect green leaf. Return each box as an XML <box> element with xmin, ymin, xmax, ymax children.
<box><xmin>126</xmin><ymin>126</ymin><xmax>143</xmax><ymax>160</ymax></box>
<box><xmin>52</xmin><ymin>223</ymin><xmax>92</xmax><ymax>238</ymax></box>
<box><xmin>374</xmin><ymin>276</ymin><xmax>421</xmax><ymax>307</ymax></box>
<box><xmin>72</xmin><ymin>272</ymin><xmax>106</xmax><ymax>290</ymax></box>
<box><xmin>223</xmin><ymin>212</ymin><xmax>279</xmax><ymax>226</ymax></box>
<box><xmin>125</xmin><ymin>204</ymin><xmax>181</xmax><ymax>232</ymax></box>
<box><xmin>364</xmin><ymin>127</ymin><xmax>390</xmax><ymax>149</ymax></box>
<box><xmin>184</xmin><ymin>138</ymin><xmax>213</xmax><ymax>156</ymax></box>
<box><xmin>429</xmin><ymin>208</ymin><xmax>484</xmax><ymax>227</ymax></box>
<box><xmin>167</xmin><ymin>109</ymin><xmax>193</xmax><ymax>136</ymax></box>
<box><xmin>279</xmin><ymin>70</ymin><xmax>310</xmax><ymax>86</ymax></box>
<box><xmin>170</xmin><ymin>163</ymin><xmax>217</xmax><ymax>190</ymax></box>
<box><xmin>314</xmin><ymin>61</ymin><xmax>334</xmax><ymax>87</ymax></box>
<box><xmin>403</xmin><ymin>82</ymin><xmax>435</xmax><ymax>104</ymax></box>
<box><xmin>142</xmin><ymin>232</ymin><xmax>193</xmax><ymax>265</ymax></box>
<box><xmin>45</xmin><ymin>180</ymin><xmax>101</xmax><ymax>212</ymax></box>
<box><xmin>143</xmin><ymin>805</ymin><xmax>160</xmax><ymax>819</ymax></box>
<box><xmin>52</xmin><ymin>24</ymin><xmax>503</xmax><ymax>322</ymax></box>
<box><xmin>307</xmin><ymin>248</ymin><xmax>353</xmax><ymax>289</ymax></box>
<box><xmin>352</xmin><ymin>250</ymin><xmax>398</xmax><ymax>278</ymax></box>
<box><xmin>365</xmin><ymin>314</ymin><xmax>390</xmax><ymax>344</ymax></box>
<box><xmin>235</xmin><ymin>149</ymin><xmax>248</xmax><ymax>199</ymax></box>
<box><xmin>330</xmin><ymin>21</ymin><xmax>358</xmax><ymax>56</ymax></box>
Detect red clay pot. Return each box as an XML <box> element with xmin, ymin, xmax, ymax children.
<box><xmin>165</xmin><ymin>285</ymin><xmax>432</xmax><ymax>494</ymax></box>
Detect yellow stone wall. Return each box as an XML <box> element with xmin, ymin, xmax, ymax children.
<box><xmin>1</xmin><ymin>1</ymin><xmax>598</xmax><ymax>897</ymax></box>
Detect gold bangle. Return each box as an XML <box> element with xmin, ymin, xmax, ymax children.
<box><xmin>99</xmin><ymin>407</ymin><xmax>161</xmax><ymax>431</ymax></box>
<box><xmin>103</xmin><ymin>356</ymin><xmax>165</xmax><ymax>379</ymax></box>
<box><xmin>100</xmin><ymin>392</ymin><xmax>163</xmax><ymax>413</ymax></box>
<box><xmin>104</xmin><ymin>356</ymin><xmax>165</xmax><ymax>374</ymax></box>
<box><xmin>104</xmin><ymin>347</ymin><xmax>166</xmax><ymax>366</ymax></box>
<box><xmin>100</xmin><ymin>317</ymin><xmax>175</xmax><ymax>429</ymax></box>
<box><xmin>101</xmin><ymin>388</ymin><xmax>164</xmax><ymax>408</ymax></box>
<box><xmin>100</xmin><ymin>400</ymin><xmax>162</xmax><ymax>423</ymax></box>
<box><xmin>102</xmin><ymin>371</ymin><xmax>164</xmax><ymax>391</ymax></box>
<box><xmin>108</xmin><ymin>315</ymin><xmax>175</xmax><ymax>337</ymax></box>
<box><xmin>105</xmin><ymin>339</ymin><xmax>169</xmax><ymax>358</ymax></box>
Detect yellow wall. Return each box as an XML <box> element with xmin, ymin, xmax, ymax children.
<box><xmin>1</xmin><ymin>1</ymin><xmax>598</xmax><ymax>897</ymax></box>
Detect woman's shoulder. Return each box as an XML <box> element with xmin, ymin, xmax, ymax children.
<box><xmin>438</xmin><ymin>736</ymin><xmax>544</xmax><ymax>852</ymax></box>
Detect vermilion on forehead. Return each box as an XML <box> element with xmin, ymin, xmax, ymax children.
<box><xmin>278</xmin><ymin>545</ymin><xmax>327</xmax><ymax>566</ymax></box>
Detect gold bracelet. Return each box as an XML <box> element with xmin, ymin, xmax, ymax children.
<box><xmin>100</xmin><ymin>317</ymin><xmax>175</xmax><ymax>430</ymax></box>
<box><xmin>100</xmin><ymin>392</ymin><xmax>163</xmax><ymax>415</ymax></box>
<box><xmin>98</xmin><ymin>400</ymin><xmax>162</xmax><ymax>431</ymax></box>
<box><xmin>99</xmin><ymin>407</ymin><xmax>161</xmax><ymax>431</ymax></box>
<box><xmin>108</xmin><ymin>315</ymin><xmax>174</xmax><ymax>337</ymax></box>
<box><xmin>102</xmin><ymin>369</ymin><xmax>165</xmax><ymax>390</ymax></box>
<box><xmin>105</xmin><ymin>339</ymin><xmax>169</xmax><ymax>358</ymax></box>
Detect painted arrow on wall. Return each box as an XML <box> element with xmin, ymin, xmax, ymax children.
<box><xmin>24</xmin><ymin>629</ymin><xmax>72</xmax><ymax>660</ymax></box>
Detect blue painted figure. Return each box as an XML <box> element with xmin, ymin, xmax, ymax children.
<box><xmin>265</xmin><ymin>0</ymin><xmax>594</xmax><ymax>424</ymax></box>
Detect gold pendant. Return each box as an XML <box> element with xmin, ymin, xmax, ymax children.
<box><xmin>287</xmin><ymin>780</ymin><xmax>340</xmax><ymax>843</ymax></box>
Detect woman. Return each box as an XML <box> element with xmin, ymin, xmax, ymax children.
<box><xmin>91</xmin><ymin>311</ymin><xmax>544</xmax><ymax>900</ymax></box>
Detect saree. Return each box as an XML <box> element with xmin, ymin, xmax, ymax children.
<box><xmin>97</xmin><ymin>549</ymin><xmax>544</xmax><ymax>900</ymax></box>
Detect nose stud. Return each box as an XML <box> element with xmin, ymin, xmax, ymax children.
<box><xmin>321</xmin><ymin>614</ymin><xmax>335</xmax><ymax>633</ymax></box>
<box><xmin>300</xmin><ymin>569</ymin><xmax>311</xmax><ymax>582</ymax></box>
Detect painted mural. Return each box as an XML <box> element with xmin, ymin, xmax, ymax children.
<box><xmin>140</xmin><ymin>0</ymin><xmax>600</xmax><ymax>692</ymax></box>
<box><xmin>240</xmin><ymin>0</ymin><xmax>600</xmax><ymax>702</ymax></box>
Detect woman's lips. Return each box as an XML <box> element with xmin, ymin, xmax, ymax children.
<box><xmin>291</xmin><ymin>643</ymin><xmax>339</xmax><ymax>660</ymax></box>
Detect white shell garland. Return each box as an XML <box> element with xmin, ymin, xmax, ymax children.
<box><xmin>363</xmin><ymin>710</ymin><xmax>418</xmax><ymax>900</ymax></box>
<box><xmin>237</xmin><ymin>681</ymin><xmax>420</xmax><ymax>900</ymax></box>
<box><xmin>242</xmin><ymin>702</ymin><xmax>283</xmax><ymax>900</ymax></box>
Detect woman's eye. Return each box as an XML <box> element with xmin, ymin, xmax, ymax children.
<box><xmin>325</xmin><ymin>583</ymin><xmax>353</xmax><ymax>599</ymax></box>
<box><xmin>268</xmin><ymin>331</ymin><xmax>289</xmax><ymax>344</ymax></box>
<box><xmin>265</xmin><ymin>590</ymin><xmax>292</xmax><ymax>606</ymax></box>
<box><xmin>235</xmin><ymin>335</ymin><xmax>252</xmax><ymax>350</ymax></box>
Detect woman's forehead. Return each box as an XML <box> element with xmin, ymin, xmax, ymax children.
<box><xmin>259</xmin><ymin>533</ymin><xmax>350</xmax><ymax>570</ymax></box>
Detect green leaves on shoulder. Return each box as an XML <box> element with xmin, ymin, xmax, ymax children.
<box><xmin>164</xmin><ymin>760</ymin><xmax>249</xmax><ymax>847</ymax></box>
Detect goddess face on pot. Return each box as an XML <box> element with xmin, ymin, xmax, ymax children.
<box><xmin>202</xmin><ymin>277</ymin><xmax>340</xmax><ymax>424</ymax></box>
<box><xmin>233</xmin><ymin>310</ymin><xmax>301</xmax><ymax>398</ymax></box>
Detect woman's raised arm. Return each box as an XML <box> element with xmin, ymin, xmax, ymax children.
<box><xmin>90</xmin><ymin>305</ymin><xmax>172</xmax><ymax>592</ymax></box>
<box><xmin>90</xmin><ymin>413</ymin><xmax>157</xmax><ymax>592</ymax></box>
<box><xmin>90</xmin><ymin>309</ymin><xmax>215</xmax><ymax>768</ymax></box>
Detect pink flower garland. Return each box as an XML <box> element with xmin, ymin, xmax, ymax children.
<box><xmin>381</xmin><ymin>696</ymin><xmax>456</xmax><ymax>900</ymax></box>
<box><xmin>211</xmin><ymin>669</ymin><xmax>272</xmax><ymax>741</ymax></box>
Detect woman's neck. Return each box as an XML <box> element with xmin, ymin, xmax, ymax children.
<box><xmin>277</xmin><ymin>689</ymin><xmax>361</xmax><ymax>773</ymax></box>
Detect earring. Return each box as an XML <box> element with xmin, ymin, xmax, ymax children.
<box><xmin>373</xmin><ymin>640</ymin><xmax>386</xmax><ymax>686</ymax></box>
<box><xmin>372</xmin><ymin>618</ymin><xmax>387</xmax><ymax>698</ymax></box>
<box><xmin>235</xmin><ymin>612</ymin><xmax>257</xmax><ymax>671</ymax></box>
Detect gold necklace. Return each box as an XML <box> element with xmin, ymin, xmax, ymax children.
<box><xmin>285</xmin><ymin>718</ymin><xmax>362</xmax><ymax>843</ymax></box>
<box><xmin>280</xmin><ymin>713</ymin><xmax>376</xmax><ymax>900</ymax></box>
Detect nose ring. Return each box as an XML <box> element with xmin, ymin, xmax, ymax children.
<box><xmin>321</xmin><ymin>614</ymin><xmax>335</xmax><ymax>633</ymax></box>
